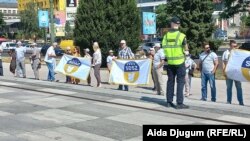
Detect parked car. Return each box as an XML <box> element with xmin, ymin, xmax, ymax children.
<box><xmin>140</xmin><ymin>41</ymin><xmax>162</xmax><ymax>53</ymax></box>
<box><xmin>239</xmin><ymin>42</ymin><xmax>250</xmax><ymax>51</ymax></box>
<box><xmin>0</xmin><ymin>42</ymin><xmax>16</xmax><ymax>50</ymax></box>
<box><xmin>40</xmin><ymin>45</ymin><xmax>64</xmax><ymax>56</ymax></box>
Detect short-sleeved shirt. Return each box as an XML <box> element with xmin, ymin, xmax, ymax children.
<box><xmin>118</xmin><ymin>46</ymin><xmax>134</xmax><ymax>59</ymax></box>
<box><xmin>44</xmin><ymin>46</ymin><xmax>55</xmax><ymax>63</ymax></box>
<box><xmin>107</xmin><ymin>55</ymin><xmax>114</xmax><ymax>65</ymax></box>
<box><xmin>199</xmin><ymin>51</ymin><xmax>218</xmax><ymax>74</ymax></box>
<box><xmin>153</xmin><ymin>49</ymin><xmax>165</xmax><ymax>69</ymax></box>
<box><xmin>16</xmin><ymin>46</ymin><xmax>26</xmax><ymax>61</ymax></box>
<box><xmin>185</xmin><ymin>57</ymin><xmax>196</xmax><ymax>73</ymax></box>
<box><xmin>31</xmin><ymin>47</ymin><xmax>41</xmax><ymax>60</ymax></box>
<box><xmin>93</xmin><ymin>49</ymin><xmax>102</xmax><ymax>65</ymax></box>
<box><xmin>222</xmin><ymin>49</ymin><xmax>230</xmax><ymax>62</ymax></box>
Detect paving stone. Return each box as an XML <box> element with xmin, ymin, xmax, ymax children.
<box><xmin>0</xmin><ymin>98</ymin><xmax>14</xmax><ymax>104</ymax></box>
<box><xmin>60</xmin><ymin>103</ymin><xmax>133</xmax><ymax>118</ymax></box>
<box><xmin>217</xmin><ymin>115</ymin><xmax>250</xmax><ymax>124</ymax></box>
<box><xmin>108</xmin><ymin>99</ymin><xmax>160</xmax><ymax>109</ymax></box>
<box><xmin>106</xmin><ymin>112</ymin><xmax>187</xmax><ymax>126</ymax></box>
<box><xmin>23</xmin><ymin>97</ymin><xmax>84</xmax><ymax>108</ymax></box>
<box><xmin>123</xmin><ymin>136</ymin><xmax>142</xmax><ymax>141</ymax></box>
<box><xmin>0</xmin><ymin>88</ymin><xmax>14</xmax><ymax>94</ymax></box>
<box><xmin>24</xmin><ymin>109</ymin><xmax>98</xmax><ymax>125</ymax></box>
<box><xmin>0</xmin><ymin>111</ymin><xmax>13</xmax><ymax>117</ymax></box>
<box><xmin>0</xmin><ymin>102</ymin><xmax>49</xmax><ymax>114</ymax></box>
<box><xmin>93</xmin><ymin>102</ymin><xmax>140</xmax><ymax>111</ymax></box>
<box><xmin>0</xmin><ymin>82</ymin><xmax>18</xmax><ymax>86</ymax></box>
<box><xmin>67</xmin><ymin>119</ymin><xmax>141</xmax><ymax>140</ymax></box>
<box><xmin>38</xmin><ymin>88</ymin><xmax>77</xmax><ymax>95</ymax></box>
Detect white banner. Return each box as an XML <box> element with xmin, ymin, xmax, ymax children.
<box><xmin>225</xmin><ymin>49</ymin><xmax>250</xmax><ymax>82</ymax></box>
<box><xmin>55</xmin><ymin>54</ymin><xmax>91</xmax><ymax>80</ymax></box>
<box><xmin>109</xmin><ymin>59</ymin><xmax>152</xmax><ymax>85</ymax></box>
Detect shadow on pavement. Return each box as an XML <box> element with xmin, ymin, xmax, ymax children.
<box><xmin>140</xmin><ymin>96</ymin><xmax>166</xmax><ymax>107</ymax></box>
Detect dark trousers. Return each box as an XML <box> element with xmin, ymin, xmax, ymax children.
<box><xmin>66</xmin><ymin>76</ymin><xmax>71</xmax><ymax>83</ymax></box>
<box><xmin>94</xmin><ymin>64</ymin><xmax>101</xmax><ymax>86</ymax></box>
<box><xmin>166</xmin><ymin>63</ymin><xmax>185</xmax><ymax>104</ymax></box>
<box><xmin>0</xmin><ymin>59</ymin><xmax>3</xmax><ymax>76</ymax></box>
<box><xmin>118</xmin><ymin>85</ymin><xmax>129</xmax><ymax>91</ymax></box>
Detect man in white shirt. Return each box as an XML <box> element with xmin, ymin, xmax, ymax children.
<box><xmin>222</xmin><ymin>40</ymin><xmax>244</xmax><ymax>105</ymax></box>
<box><xmin>0</xmin><ymin>45</ymin><xmax>3</xmax><ymax>76</ymax></box>
<box><xmin>152</xmin><ymin>43</ymin><xmax>165</xmax><ymax>95</ymax></box>
<box><xmin>44</xmin><ymin>42</ymin><xmax>57</xmax><ymax>81</ymax></box>
<box><xmin>16</xmin><ymin>41</ymin><xmax>27</xmax><ymax>78</ymax></box>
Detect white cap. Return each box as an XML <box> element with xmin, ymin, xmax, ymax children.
<box><xmin>53</xmin><ymin>42</ymin><xmax>58</xmax><ymax>46</ymax></box>
<box><xmin>185</xmin><ymin>51</ymin><xmax>189</xmax><ymax>55</ymax></box>
<box><xmin>84</xmin><ymin>48</ymin><xmax>90</xmax><ymax>52</ymax></box>
<box><xmin>153</xmin><ymin>43</ymin><xmax>161</xmax><ymax>48</ymax></box>
<box><xmin>109</xmin><ymin>50</ymin><xmax>114</xmax><ymax>53</ymax></box>
<box><xmin>17</xmin><ymin>41</ymin><xmax>22</xmax><ymax>45</ymax></box>
<box><xmin>31</xmin><ymin>43</ymin><xmax>37</xmax><ymax>46</ymax></box>
<box><xmin>120</xmin><ymin>40</ymin><xmax>126</xmax><ymax>44</ymax></box>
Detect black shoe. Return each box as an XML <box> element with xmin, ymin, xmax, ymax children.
<box><xmin>200</xmin><ymin>98</ymin><xmax>207</xmax><ymax>101</ymax></box>
<box><xmin>152</xmin><ymin>87</ymin><xmax>156</xmax><ymax>91</ymax></box>
<box><xmin>166</xmin><ymin>102</ymin><xmax>176</xmax><ymax>108</ymax></box>
<box><xmin>239</xmin><ymin>102</ymin><xmax>244</xmax><ymax>106</ymax></box>
<box><xmin>227</xmin><ymin>101</ymin><xmax>231</xmax><ymax>104</ymax></box>
<box><xmin>176</xmin><ymin>104</ymin><xmax>189</xmax><ymax>109</ymax></box>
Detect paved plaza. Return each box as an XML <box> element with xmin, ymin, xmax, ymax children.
<box><xmin>0</xmin><ymin>62</ymin><xmax>250</xmax><ymax>141</ymax></box>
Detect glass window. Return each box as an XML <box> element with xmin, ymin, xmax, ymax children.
<box><xmin>8</xmin><ymin>10</ymin><xmax>11</xmax><ymax>13</ymax></box>
<box><xmin>3</xmin><ymin>10</ymin><xmax>7</xmax><ymax>13</ymax></box>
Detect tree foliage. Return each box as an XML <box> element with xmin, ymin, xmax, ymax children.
<box><xmin>20</xmin><ymin>2</ymin><xmax>42</xmax><ymax>39</ymax></box>
<box><xmin>0</xmin><ymin>12</ymin><xmax>5</xmax><ymax>31</ymax></box>
<box><xmin>220</xmin><ymin>0</ymin><xmax>250</xmax><ymax>19</ymax></box>
<box><xmin>159</xmin><ymin>0</ymin><xmax>216</xmax><ymax>54</ymax></box>
<box><xmin>74</xmin><ymin>0</ymin><xmax>141</xmax><ymax>57</ymax></box>
<box><xmin>65</xmin><ymin>21</ymin><xmax>73</xmax><ymax>39</ymax></box>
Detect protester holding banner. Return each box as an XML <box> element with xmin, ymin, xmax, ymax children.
<box><xmin>107</xmin><ymin>50</ymin><xmax>115</xmax><ymax>73</ymax></box>
<box><xmin>117</xmin><ymin>40</ymin><xmax>134</xmax><ymax>91</ymax></box>
<box><xmin>162</xmin><ymin>17</ymin><xmax>189</xmax><ymax>109</ymax></box>
<box><xmin>152</xmin><ymin>43</ymin><xmax>165</xmax><ymax>95</ymax></box>
<box><xmin>72</xmin><ymin>46</ymin><xmax>81</xmax><ymax>85</ymax></box>
<box><xmin>92</xmin><ymin>42</ymin><xmax>102</xmax><ymax>87</ymax></box>
<box><xmin>65</xmin><ymin>47</ymin><xmax>72</xmax><ymax>83</ymax></box>
<box><xmin>44</xmin><ymin>42</ymin><xmax>57</xmax><ymax>81</ymax></box>
<box><xmin>222</xmin><ymin>40</ymin><xmax>244</xmax><ymax>105</ymax></box>
<box><xmin>199</xmin><ymin>42</ymin><xmax>218</xmax><ymax>102</ymax></box>
<box><xmin>84</xmin><ymin>48</ymin><xmax>92</xmax><ymax>86</ymax></box>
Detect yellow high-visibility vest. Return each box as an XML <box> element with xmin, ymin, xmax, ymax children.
<box><xmin>162</xmin><ymin>31</ymin><xmax>186</xmax><ymax>65</ymax></box>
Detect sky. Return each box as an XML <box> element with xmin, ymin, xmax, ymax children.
<box><xmin>0</xmin><ymin>0</ymin><xmax>17</xmax><ymax>3</ymax></box>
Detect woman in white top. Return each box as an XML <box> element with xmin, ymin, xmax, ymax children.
<box><xmin>92</xmin><ymin>42</ymin><xmax>102</xmax><ymax>87</ymax></box>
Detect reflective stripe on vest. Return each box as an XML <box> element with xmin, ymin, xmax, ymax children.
<box><xmin>162</xmin><ymin>31</ymin><xmax>185</xmax><ymax>65</ymax></box>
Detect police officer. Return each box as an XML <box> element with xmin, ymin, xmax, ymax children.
<box><xmin>162</xmin><ymin>16</ymin><xmax>189</xmax><ymax>109</ymax></box>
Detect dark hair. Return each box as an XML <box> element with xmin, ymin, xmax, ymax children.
<box><xmin>229</xmin><ymin>40</ymin><xmax>236</xmax><ymax>45</ymax></box>
<box><xmin>202</xmin><ymin>42</ymin><xmax>209</xmax><ymax>48</ymax></box>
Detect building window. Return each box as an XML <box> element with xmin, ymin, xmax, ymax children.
<box><xmin>13</xmin><ymin>10</ymin><xmax>16</xmax><ymax>14</ymax></box>
<box><xmin>8</xmin><ymin>10</ymin><xmax>11</xmax><ymax>14</ymax></box>
<box><xmin>3</xmin><ymin>10</ymin><xmax>7</xmax><ymax>13</ymax></box>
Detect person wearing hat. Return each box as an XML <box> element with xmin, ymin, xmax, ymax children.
<box><xmin>15</xmin><ymin>41</ymin><xmax>27</xmax><ymax>78</ymax></box>
<box><xmin>83</xmin><ymin>48</ymin><xmax>92</xmax><ymax>86</ymax></box>
<box><xmin>152</xmin><ymin>43</ymin><xmax>165</xmax><ymax>95</ymax></box>
<box><xmin>29</xmin><ymin>43</ymin><xmax>41</xmax><ymax>80</ymax></box>
<box><xmin>106</xmin><ymin>49</ymin><xmax>116</xmax><ymax>73</ymax></box>
<box><xmin>44</xmin><ymin>42</ymin><xmax>57</xmax><ymax>81</ymax></box>
<box><xmin>162</xmin><ymin>16</ymin><xmax>189</xmax><ymax>109</ymax></box>
<box><xmin>117</xmin><ymin>39</ymin><xmax>134</xmax><ymax>91</ymax></box>
<box><xmin>184</xmin><ymin>50</ymin><xmax>197</xmax><ymax>97</ymax></box>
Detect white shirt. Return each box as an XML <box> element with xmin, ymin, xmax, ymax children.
<box><xmin>199</xmin><ymin>51</ymin><xmax>218</xmax><ymax>74</ymax></box>
<box><xmin>153</xmin><ymin>49</ymin><xmax>165</xmax><ymax>69</ymax></box>
<box><xmin>185</xmin><ymin>57</ymin><xmax>196</xmax><ymax>73</ymax></box>
<box><xmin>106</xmin><ymin>55</ymin><xmax>114</xmax><ymax>65</ymax></box>
<box><xmin>16</xmin><ymin>46</ymin><xmax>26</xmax><ymax>61</ymax></box>
<box><xmin>222</xmin><ymin>49</ymin><xmax>230</xmax><ymax>62</ymax></box>
<box><xmin>93</xmin><ymin>49</ymin><xmax>102</xmax><ymax>65</ymax></box>
<box><xmin>44</xmin><ymin>46</ymin><xmax>56</xmax><ymax>63</ymax></box>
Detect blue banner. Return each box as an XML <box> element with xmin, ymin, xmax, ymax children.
<box><xmin>142</xmin><ymin>12</ymin><xmax>156</xmax><ymax>35</ymax></box>
<box><xmin>38</xmin><ymin>10</ymin><xmax>49</xmax><ymax>28</ymax></box>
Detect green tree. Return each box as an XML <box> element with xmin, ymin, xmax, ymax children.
<box><xmin>155</xmin><ymin>4</ymin><xmax>168</xmax><ymax>29</ymax></box>
<box><xmin>162</xmin><ymin>0</ymin><xmax>217</xmax><ymax>54</ymax></box>
<box><xmin>74</xmin><ymin>0</ymin><xmax>141</xmax><ymax>56</ymax></box>
<box><xmin>0</xmin><ymin>12</ymin><xmax>5</xmax><ymax>31</ymax></box>
<box><xmin>20</xmin><ymin>2</ymin><xmax>42</xmax><ymax>39</ymax></box>
<box><xmin>220</xmin><ymin>0</ymin><xmax>250</xmax><ymax>19</ymax></box>
<box><xmin>65</xmin><ymin>21</ymin><xmax>73</xmax><ymax>39</ymax></box>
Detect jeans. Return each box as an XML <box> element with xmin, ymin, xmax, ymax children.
<box><xmin>226</xmin><ymin>79</ymin><xmax>243</xmax><ymax>104</ymax></box>
<box><xmin>201</xmin><ymin>72</ymin><xmax>216</xmax><ymax>101</ymax></box>
<box><xmin>16</xmin><ymin>59</ymin><xmax>26</xmax><ymax>77</ymax></box>
<box><xmin>46</xmin><ymin>62</ymin><xmax>55</xmax><ymax>81</ymax></box>
<box><xmin>166</xmin><ymin>63</ymin><xmax>186</xmax><ymax>104</ymax></box>
<box><xmin>118</xmin><ymin>85</ymin><xmax>129</xmax><ymax>91</ymax></box>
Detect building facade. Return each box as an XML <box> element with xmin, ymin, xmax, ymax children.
<box><xmin>137</xmin><ymin>0</ymin><xmax>166</xmax><ymax>12</ymax></box>
<box><xmin>0</xmin><ymin>3</ymin><xmax>19</xmax><ymax>20</ymax></box>
<box><xmin>18</xmin><ymin>0</ymin><xmax>65</xmax><ymax>11</ymax></box>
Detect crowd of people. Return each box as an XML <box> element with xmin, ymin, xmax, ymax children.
<box><xmin>0</xmin><ymin>16</ymin><xmax>245</xmax><ymax>109</ymax></box>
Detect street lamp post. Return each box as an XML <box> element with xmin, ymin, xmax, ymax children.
<box><xmin>49</xmin><ymin>0</ymin><xmax>55</xmax><ymax>43</ymax></box>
